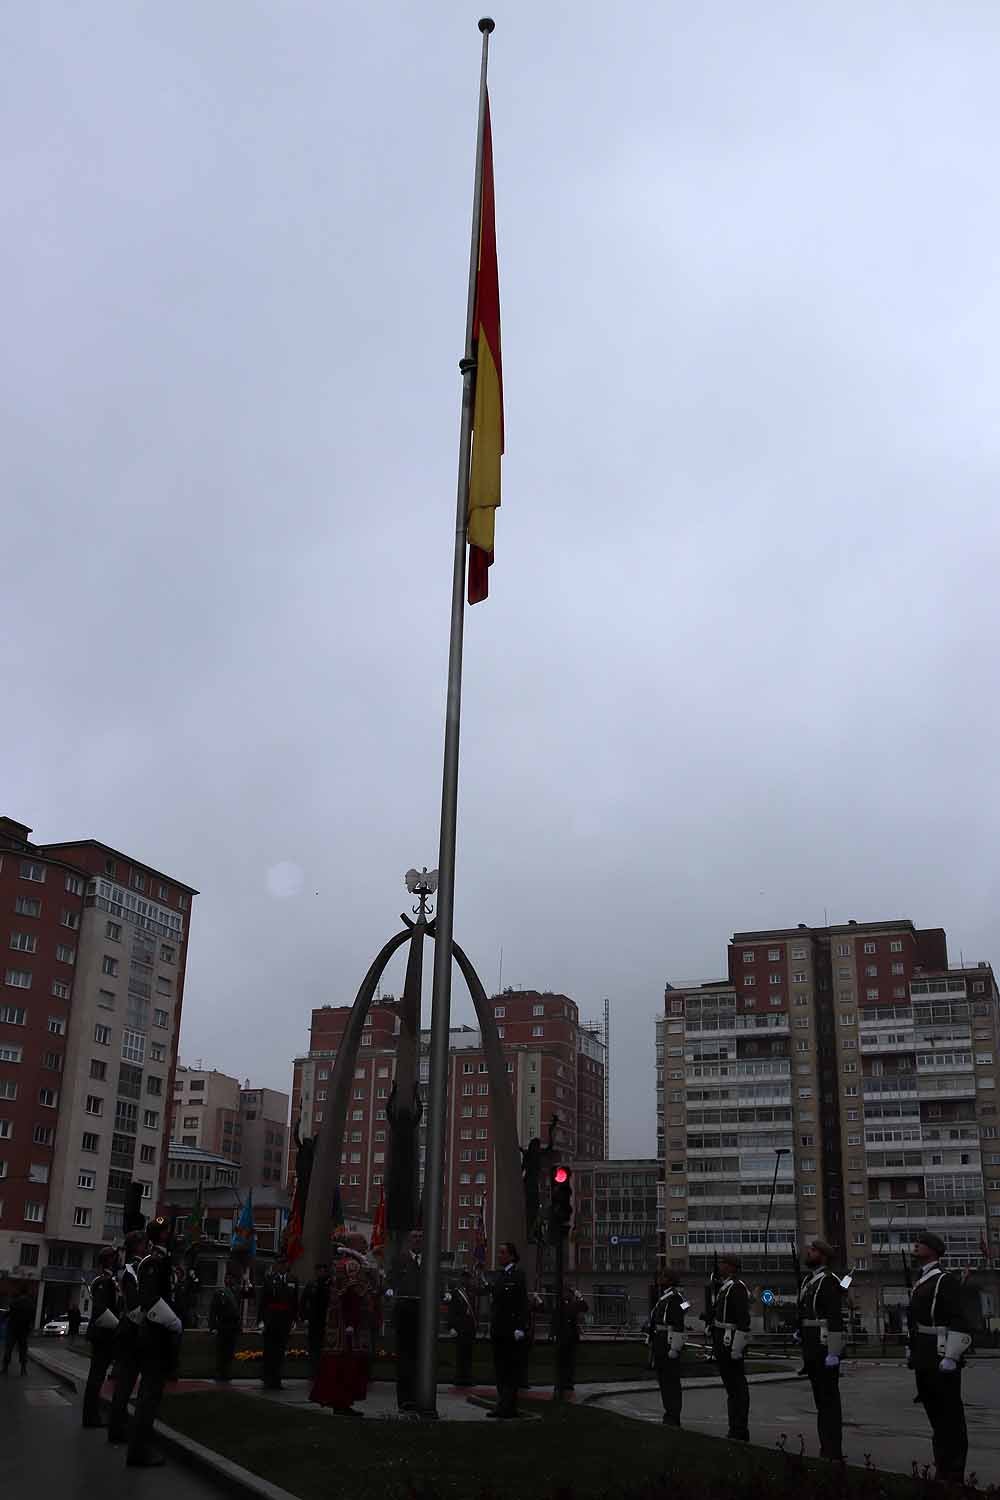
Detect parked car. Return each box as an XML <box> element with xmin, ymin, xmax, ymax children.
<box><xmin>42</xmin><ymin>1316</ymin><xmax>88</xmax><ymax>1338</ymax></box>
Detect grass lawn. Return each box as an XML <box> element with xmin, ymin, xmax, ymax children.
<box><xmin>159</xmin><ymin>1389</ymin><xmax>931</xmax><ymax>1500</ymax></box>
<box><xmin>147</xmin><ymin>1332</ymin><xmax>780</xmax><ymax>1384</ymax></box>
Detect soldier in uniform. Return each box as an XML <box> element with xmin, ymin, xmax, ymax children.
<box><xmin>107</xmin><ymin>1230</ymin><xmax>147</xmax><ymax>1444</ymax></box>
<box><xmin>2</xmin><ymin>1284</ymin><xmax>35</xmax><ymax>1376</ymax></box>
<box><xmin>127</xmin><ymin>1216</ymin><xmax>182</xmax><ymax>1469</ymax></box>
<box><xmin>386</xmin><ymin>1232</ymin><xmax>422</xmax><ymax>1411</ymax></box>
<box><xmin>83</xmin><ymin>1246</ymin><xmax>121</xmax><ymax>1429</ymax></box>
<box><xmin>257</xmin><ymin>1257</ymin><xmax>300</xmax><ymax>1391</ymax></box>
<box><xmin>300</xmin><ymin>1262</ymin><xmax>332</xmax><ymax>1380</ymax></box>
<box><xmin>208</xmin><ymin>1272</ymin><xmax>243</xmax><ymax>1382</ymax></box>
<box><xmin>709</xmin><ymin>1253</ymin><xmax>751</xmax><ymax>1441</ymax></box>
<box><xmin>907</xmin><ymin>1230</ymin><xmax>973</xmax><ymax>1484</ymax></box>
<box><xmin>552</xmin><ymin>1284</ymin><xmax>588</xmax><ymax>1395</ymax></box>
<box><xmin>797</xmin><ymin>1237</ymin><xmax>846</xmax><ymax>1461</ymax></box>
<box><xmin>488</xmin><ymin>1242</ymin><xmax>530</xmax><ymax>1420</ymax></box>
<box><xmin>443</xmin><ymin>1272</ymin><xmax>477</xmax><ymax>1387</ymax></box>
<box><xmin>647</xmin><ymin>1271</ymin><xmax>689</xmax><ymax>1426</ymax></box>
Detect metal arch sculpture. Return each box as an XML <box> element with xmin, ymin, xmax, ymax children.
<box><xmin>300</xmin><ymin>881</ymin><xmax>524</xmax><ymax>1281</ymax></box>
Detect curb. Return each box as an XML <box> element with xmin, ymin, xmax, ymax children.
<box><xmin>29</xmin><ymin>1345</ymin><xmax>302</xmax><ymax>1500</ymax></box>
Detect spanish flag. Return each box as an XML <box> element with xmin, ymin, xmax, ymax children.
<box><xmin>467</xmin><ymin>95</ymin><xmax>503</xmax><ymax>605</ymax></box>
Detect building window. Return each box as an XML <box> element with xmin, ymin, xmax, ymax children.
<box><xmin>20</xmin><ymin>861</ymin><xmax>46</xmax><ymax>883</ymax></box>
<box><xmin>37</xmin><ymin>1088</ymin><xmax>57</xmax><ymax>1108</ymax></box>
<box><xmin>743</xmin><ymin>976</ymin><xmax>755</xmax><ymax>987</ymax></box>
<box><xmin>90</xmin><ymin>1060</ymin><xmax>107</xmax><ymax>1081</ymax></box>
<box><xmin>122</xmin><ymin>1030</ymin><xmax>145</xmax><ymax>1064</ymax></box>
<box><xmin>24</xmin><ymin>1201</ymin><xmax>44</xmax><ymax>1222</ymax></box>
<box><xmin>77</xmin><ymin>1169</ymin><xmax>96</xmax><ymax>1191</ymax></box>
<box><xmin>142</xmin><ymin>1110</ymin><xmax>159</xmax><ymax>1129</ymax></box>
<box><xmin>102</xmin><ymin>956</ymin><xmax>119</xmax><ymax>977</ymax></box>
<box><xmin>32</xmin><ymin>1125</ymin><xmax>54</xmax><ymax>1146</ymax></box>
<box><xmin>81</xmin><ymin>1132</ymin><xmax>99</xmax><ymax>1152</ymax></box>
<box><xmin>494</xmin><ymin>1006</ymin><xmax>505</xmax><ymax>1018</ymax></box>
<box><xmin>9</xmin><ymin>932</ymin><xmax>38</xmax><ymax>954</ymax></box>
<box><xmin>532</xmin><ymin>1004</ymin><xmax>544</xmax><ymax>1017</ymax></box>
<box><xmin>94</xmin><ymin>1024</ymin><xmax>112</xmax><ymax>1046</ymax></box>
<box><xmin>73</xmin><ymin>1207</ymin><xmax>92</xmax><ymax>1228</ymax></box>
<box><xmin>150</xmin><ymin>1043</ymin><xmax>165</xmax><ymax>1063</ymax></box>
<box><xmin>153</xmin><ymin>1009</ymin><xmax>169</xmax><ymax>1029</ymax></box>
<box><xmin>3</xmin><ymin>973</ymin><xmax>31</xmax><ymax>994</ymax></box>
<box><xmin>863</xmin><ymin>942</ymin><xmax>876</xmax><ymax>954</ymax></box>
<box><xmin>14</xmin><ymin>896</ymin><xmax>41</xmax><ymax>918</ymax></box>
<box><xmin>55</xmin><ymin>944</ymin><xmax>75</xmax><ymax>965</ymax></box>
<box><xmin>85</xmin><ymin>1095</ymin><xmax>103</xmax><ymax>1116</ymax></box>
<box><xmin>531</xmin><ymin>1025</ymin><xmax>543</xmax><ymax>1037</ymax></box>
<box><xmin>140</xmin><ymin>1144</ymin><xmax>156</xmax><ymax>1164</ymax></box>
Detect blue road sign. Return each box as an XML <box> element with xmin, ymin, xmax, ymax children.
<box><xmin>761</xmin><ymin>1288</ymin><xmax>775</xmax><ymax>1306</ymax></box>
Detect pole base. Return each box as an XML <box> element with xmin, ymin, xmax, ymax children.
<box><xmin>416</xmin><ymin>1405</ymin><xmax>440</xmax><ymax>1421</ymax></box>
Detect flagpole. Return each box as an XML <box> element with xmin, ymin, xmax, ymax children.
<box><xmin>415</xmin><ymin>15</ymin><xmax>495</xmax><ymax>1417</ymax></box>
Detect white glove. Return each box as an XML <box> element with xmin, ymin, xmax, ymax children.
<box><xmin>939</xmin><ymin>1358</ymin><xmax>957</xmax><ymax>1373</ymax></box>
<box><xmin>513</xmin><ymin>1329</ymin><xmax>525</xmax><ymax>1342</ymax></box>
<box><xmin>384</xmin><ymin>1288</ymin><xmax>395</xmax><ymax>1299</ymax></box>
<box><xmin>824</xmin><ymin>1354</ymin><xmax>840</xmax><ymax>1369</ymax></box>
<box><xmin>667</xmin><ymin>1349</ymin><xmax>680</xmax><ymax>1361</ymax></box>
<box><xmin>257</xmin><ymin>1322</ymin><xmax>264</xmax><ymax>1333</ymax></box>
<box><xmin>345</xmin><ymin>1326</ymin><xmax>354</xmax><ymax>1336</ymax></box>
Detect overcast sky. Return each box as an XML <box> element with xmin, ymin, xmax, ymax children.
<box><xmin>4</xmin><ymin>3</ymin><xmax>999</xmax><ymax>1157</ymax></box>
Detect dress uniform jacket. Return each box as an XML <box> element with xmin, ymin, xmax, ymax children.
<box><xmin>798</xmin><ymin>1267</ymin><xmax>845</xmax><ymax>1360</ymax></box>
<box><xmin>907</xmin><ymin>1259</ymin><xmax>972</xmax><ymax>1483</ymax></box>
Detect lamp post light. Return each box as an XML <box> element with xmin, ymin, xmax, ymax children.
<box><xmin>763</xmin><ymin>1147</ymin><xmax>790</xmax><ymax>1274</ymax></box>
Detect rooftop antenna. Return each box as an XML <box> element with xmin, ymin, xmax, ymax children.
<box><xmin>497</xmin><ymin>945</ymin><xmax>503</xmax><ymax>995</ymax></box>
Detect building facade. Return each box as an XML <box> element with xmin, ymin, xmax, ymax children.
<box><xmin>289</xmin><ymin>989</ymin><xmax>607</xmax><ymax>1264</ymax></box>
<box><xmin>0</xmin><ymin>815</ymin><xmax>195</xmax><ymax>1318</ymax></box>
<box><xmin>657</xmin><ymin>919</ymin><xmax>1000</xmax><ymax>1330</ymax></box>
<box><xmin>170</xmin><ymin>1068</ymin><xmax>288</xmax><ymax>1189</ymax></box>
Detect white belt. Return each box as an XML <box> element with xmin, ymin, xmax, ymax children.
<box><xmin>801</xmin><ymin>1318</ymin><xmax>823</xmax><ymax>1327</ymax></box>
<box><xmin>717</xmin><ymin>1322</ymin><xmax>738</xmax><ymax>1332</ymax></box>
<box><xmin>916</xmin><ymin>1324</ymin><xmax>946</xmax><ymax>1335</ymax></box>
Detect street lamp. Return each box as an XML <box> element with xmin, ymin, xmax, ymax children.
<box><xmin>763</xmin><ymin>1147</ymin><xmax>790</xmax><ymax>1272</ymax></box>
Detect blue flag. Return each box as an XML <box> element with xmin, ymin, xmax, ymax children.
<box><xmin>231</xmin><ymin>1190</ymin><xmax>256</xmax><ymax>1257</ymax></box>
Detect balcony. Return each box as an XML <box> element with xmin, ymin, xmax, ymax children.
<box><xmin>917</xmin><ymin>1075</ymin><xmax>977</xmax><ymax>1100</ymax></box>
<box><xmin>862</xmin><ymin>1079</ymin><xmax>918</xmax><ymax>1098</ymax></box>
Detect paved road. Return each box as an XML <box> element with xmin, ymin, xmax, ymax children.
<box><xmin>598</xmin><ymin>1361</ymin><xmax>1000</xmax><ymax>1484</ymax></box>
<box><xmin>0</xmin><ymin>1362</ymin><xmax>225</xmax><ymax>1500</ymax></box>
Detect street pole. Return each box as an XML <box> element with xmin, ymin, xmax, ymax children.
<box><xmin>553</xmin><ymin>1230</ymin><xmax>565</xmax><ymax>1401</ymax></box>
<box><xmin>415</xmin><ymin>17</ymin><xmax>495</xmax><ymax>1418</ymax></box>
<box><xmin>762</xmin><ymin>1147</ymin><xmax>789</xmax><ymax>1275</ymax></box>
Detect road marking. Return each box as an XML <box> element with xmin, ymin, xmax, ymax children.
<box><xmin>25</xmin><ymin>1388</ymin><xmax>70</xmax><ymax>1406</ymax></box>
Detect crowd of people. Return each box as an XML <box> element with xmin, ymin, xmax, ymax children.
<box><xmin>11</xmin><ymin>1218</ymin><xmax>973</xmax><ymax>1484</ymax></box>
<box><xmin>645</xmin><ymin>1230</ymin><xmax>974</xmax><ymax>1485</ymax></box>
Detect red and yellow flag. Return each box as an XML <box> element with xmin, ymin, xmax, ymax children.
<box><xmin>369</xmin><ymin>1187</ymin><xmax>386</xmax><ymax>1259</ymax></box>
<box><xmin>467</xmin><ymin>95</ymin><xmax>503</xmax><ymax>605</ymax></box>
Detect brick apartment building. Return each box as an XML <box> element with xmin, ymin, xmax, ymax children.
<box><xmin>289</xmin><ymin>989</ymin><xmax>607</xmax><ymax>1264</ymax></box>
<box><xmin>170</xmin><ymin>1065</ymin><xmax>288</xmax><ymax>1190</ymax></box>
<box><xmin>0</xmin><ymin>815</ymin><xmax>195</xmax><ymax>1319</ymax></box>
<box><xmin>656</xmin><ymin>919</ymin><xmax>1000</xmax><ymax>1330</ymax></box>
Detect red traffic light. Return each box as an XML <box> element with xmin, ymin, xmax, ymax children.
<box><xmin>553</xmin><ymin>1167</ymin><xmax>570</xmax><ymax>1184</ymax></box>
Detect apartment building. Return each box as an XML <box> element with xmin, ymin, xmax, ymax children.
<box><xmin>657</xmin><ymin>919</ymin><xmax>1000</xmax><ymax>1328</ymax></box>
<box><xmin>289</xmin><ymin>989</ymin><xmax>607</xmax><ymax>1264</ymax></box>
<box><xmin>170</xmin><ymin>1068</ymin><xmax>288</xmax><ymax>1189</ymax></box>
<box><xmin>0</xmin><ymin>815</ymin><xmax>195</xmax><ymax>1316</ymax></box>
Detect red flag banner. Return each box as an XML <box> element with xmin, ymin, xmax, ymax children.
<box><xmin>467</xmin><ymin>95</ymin><xmax>503</xmax><ymax>605</ymax></box>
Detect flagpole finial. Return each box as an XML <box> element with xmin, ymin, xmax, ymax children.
<box><xmin>479</xmin><ymin>17</ymin><xmax>495</xmax><ymax>33</ymax></box>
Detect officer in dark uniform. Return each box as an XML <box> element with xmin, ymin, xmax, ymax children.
<box><xmin>108</xmin><ymin>1230</ymin><xmax>147</xmax><ymax>1444</ymax></box>
<box><xmin>83</xmin><ymin>1246</ymin><xmax>121</xmax><ymax>1428</ymax></box>
<box><xmin>709</xmin><ymin>1253</ymin><xmax>751</xmax><ymax>1441</ymax></box>
<box><xmin>443</xmin><ymin>1272</ymin><xmax>477</xmax><ymax>1387</ymax></box>
<box><xmin>257</xmin><ymin>1258</ymin><xmax>300</xmax><ymax>1391</ymax></box>
<box><xmin>797</xmin><ymin>1237</ymin><xmax>846</xmax><ymax>1460</ymax></box>
<box><xmin>300</xmin><ymin>1262</ymin><xmax>332</xmax><ymax>1379</ymax></box>
<box><xmin>907</xmin><ymin>1230</ymin><xmax>973</xmax><ymax>1484</ymax></box>
<box><xmin>208</xmin><ymin>1273</ymin><xmax>243</xmax><ymax>1382</ymax></box>
<box><xmin>647</xmin><ymin>1271</ymin><xmax>689</xmax><ymax>1426</ymax></box>
<box><xmin>552</xmin><ymin>1284</ymin><xmax>588</xmax><ymax>1395</ymax></box>
<box><xmin>386</xmin><ymin>1232</ymin><xmax>422</xmax><ymax>1411</ymax></box>
<box><xmin>127</xmin><ymin>1217</ymin><xmax>182</xmax><ymax>1468</ymax></box>
<box><xmin>488</xmin><ymin>1242</ymin><xmax>530</xmax><ymax>1419</ymax></box>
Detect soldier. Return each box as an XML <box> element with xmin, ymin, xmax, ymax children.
<box><xmin>83</xmin><ymin>1246</ymin><xmax>120</xmax><ymax>1429</ymax></box>
<box><xmin>300</xmin><ymin>1262</ymin><xmax>332</xmax><ymax>1380</ymax></box>
<box><xmin>443</xmin><ymin>1271</ymin><xmax>477</xmax><ymax>1387</ymax></box>
<box><xmin>907</xmin><ymin>1230</ymin><xmax>973</xmax><ymax>1484</ymax></box>
<box><xmin>2</xmin><ymin>1284</ymin><xmax>34</xmax><ymax>1376</ymax></box>
<box><xmin>208</xmin><ymin>1272</ymin><xmax>243</xmax><ymax>1382</ymax></box>
<box><xmin>647</xmin><ymin>1271</ymin><xmax>689</xmax><ymax>1426</ymax></box>
<box><xmin>257</xmin><ymin>1258</ymin><xmax>300</xmax><ymax>1391</ymax></box>
<box><xmin>107</xmin><ymin>1230</ymin><xmax>147</xmax><ymax>1444</ymax></box>
<box><xmin>552</xmin><ymin>1284</ymin><xmax>588</xmax><ymax>1395</ymax></box>
<box><xmin>127</xmin><ymin>1216</ymin><xmax>182</xmax><ymax>1469</ymax></box>
<box><xmin>709</xmin><ymin>1253</ymin><xmax>751</xmax><ymax>1441</ymax></box>
<box><xmin>797</xmin><ymin>1237</ymin><xmax>846</xmax><ymax>1461</ymax></box>
<box><xmin>386</xmin><ymin>1232</ymin><xmax>422</xmax><ymax>1412</ymax></box>
<box><xmin>488</xmin><ymin>1242</ymin><xmax>530</xmax><ymax>1420</ymax></box>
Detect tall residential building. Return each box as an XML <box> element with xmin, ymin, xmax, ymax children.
<box><xmin>0</xmin><ymin>815</ymin><xmax>195</xmax><ymax>1312</ymax></box>
<box><xmin>657</xmin><ymin>919</ymin><xmax>1000</xmax><ymax>1321</ymax></box>
<box><xmin>169</xmin><ymin>1067</ymin><xmax>288</xmax><ymax>1189</ymax></box>
<box><xmin>289</xmin><ymin>989</ymin><xmax>607</xmax><ymax>1262</ymax></box>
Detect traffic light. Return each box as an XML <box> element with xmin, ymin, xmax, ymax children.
<box><xmin>123</xmin><ymin>1181</ymin><xmax>146</xmax><ymax>1234</ymax></box>
<box><xmin>550</xmin><ymin>1165</ymin><xmax>573</xmax><ymax>1237</ymax></box>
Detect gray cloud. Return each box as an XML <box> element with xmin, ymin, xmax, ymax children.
<box><xmin>4</xmin><ymin>3</ymin><xmax>999</xmax><ymax>1154</ymax></box>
